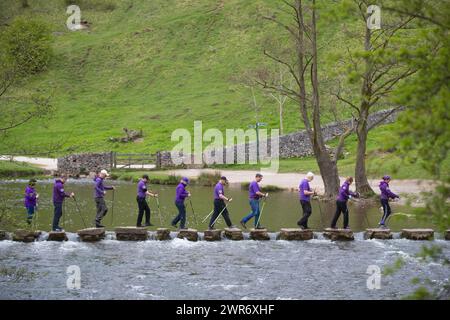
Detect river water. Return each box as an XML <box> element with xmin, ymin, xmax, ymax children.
<box><xmin>0</xmin><ymin>179</ymin><xmax>449</xmax><ymax>299</ymax></box>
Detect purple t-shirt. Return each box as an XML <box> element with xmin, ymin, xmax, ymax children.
<box><xmin>214</xmin><ymin>182</ymin><xmax>224</xmax><ymax>200</ymax></box>
<box><xmin>336</xmin><ymin>181</ymin><xmax>357</xmax><ymax>202</ymax></box>
<box><xmin>137</xmin><ymin>179</ymin><xmax>148</xmax><ymax>198</ymax></box>
<box><xmin>175</xmin><ymin>183</ymin><xmax>189</xmax><ymax>203</ymax></box>
<box><xmin>299</xmin><ymin>179</ymin><xmax>311</xmax><ymax>202</ymax></box>
<box><xmin>24</xmin><ymin>186</ymin><xmax>37</xmax><ymax>207</ymax></box>
<box><xmin>249</xmin><ymin>181</ymin><xmax>261</xmax><ymax>200</ymax></box>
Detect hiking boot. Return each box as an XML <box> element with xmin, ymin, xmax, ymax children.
<box><xmin>96</xmin><ymin>223</ymin><xmax>105</xmax><ymax>228</ymax></box>
<box><xmin>255</xmin><ymin>225</ymin><xmax>266</xmax><ymax>230</ymax></box>
<box><xmin>208</xmin><ymin>226</ymin><xmax>215</xmax><ymax>231</ymax></box>
<box><xmin>178</xmin><ymin>226</ymin><xmax>188</xmax><ymax>230</ymax></box>
<box><xmin>145</xmin><ymin>222</ymin><xmax>154</xmax><ymax>227</ymax></box>
<box><xmin>53</xmin><ymin>227</ymin><xmax>64</xmax><ymax>232</ymax></box>
<box><xmin>240</xmin><ymin>220</ymin><xmax>247</xmax><ymax>229</ymax></box>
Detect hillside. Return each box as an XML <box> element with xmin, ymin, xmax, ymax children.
<box><xmin>0</xmin><ymin>0</ymin><xmax>369</xmax><ymax>155</ymax></box>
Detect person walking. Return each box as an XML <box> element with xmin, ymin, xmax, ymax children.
<box><xmin>297</xmin><ymin>172</ymin><xmax>316</xmax><ymax>230</ymax></box>
<box><xmin>24</xmin><ymin>179</ymin><xmax>38</xmax><ymax>225</ymax></box>
<box><xmin>330</xmin><ymin>177</ymin><xmax>359</xmax><ymax>229</ymax></box>
<box><xmin>136</xmin><ymin>174</ymin><xmax>158</xmax><ymax>227</ymax></box>
<box><xmin>94</xmin><ymin>169</ymin><xmax>115</xmax><ymax>228</ymax></box>
<box><xmin>172</xmin><ymin>177</ymin><xmax>190</xmax><ymax>230</ymax></box>
<box><xmin>52</xmin><ymin>175</ymin><xmax>74</xmax><ymax>231</ymax></box>
<box><xmin>240</xmin><ymin>173</ymin><xmax>268</xmax><ymax>229</ymax></box>
<box><xmin>209</xmin><ymin>176</ymin><xmax>235</xmax><ymax>230</ymax></box>
<box><xmin>379</xmin><ymin>175</ymin><xmax>400</xmax><ymax>228</ymax></box>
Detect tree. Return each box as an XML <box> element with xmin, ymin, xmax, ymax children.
<box><xmin>0</xmin><ymin>17</ymin><xmax>53</xmax><ymax>135</ymax></box>
<box><xmin>267</xmin><ymin>65</ymin><xmax>292</xmax><ymax>135</ymax></box>
<box><xmin>257</xmin><ymin>0</ymin><xmax>347</xmax><ymax>197</ymax></box>
<box><xmin>332</xmin><ymin>0</ymin><xmax>417</xmax><ymax>196</ymax></box>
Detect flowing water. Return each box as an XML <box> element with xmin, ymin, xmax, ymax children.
<box><xmin>0</xmin><ymin>179</ymin><xmax>449</xmax><ymax>299</ymax></box>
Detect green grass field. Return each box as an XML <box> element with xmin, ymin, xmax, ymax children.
<box><xmin>0</xmin><ymin>161</ymin><xmax>45</xmax><ymax>178</ymax></box>
<box><xmin>0</xmin><ymin>0</ymin><xmax>446</xmax><ymax>180</ymax></box>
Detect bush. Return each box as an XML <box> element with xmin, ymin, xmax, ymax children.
<box><xmin>195</xmin><ymin>171</ymin><xmax>221</xmax><ymax>186</ymax></box>
<box><xmin>1</xmin><ymin>17</ymin><xmax>52</xmax><ymax>76</ymax></box>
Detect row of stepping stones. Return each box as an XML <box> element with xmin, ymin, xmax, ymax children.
<box><xmin>1</xmin><ymin>228</ymin><xmax>446</xmax><ymax>242</ymax></box>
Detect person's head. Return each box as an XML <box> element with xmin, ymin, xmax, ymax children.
<box><xmin>306</xmin><ymin>172</ymin><xmax>314</xmax><ymax>182</ymax></box>
<box><xmin>255</xmin><ymin>173</ymin><xmax>263</xmax><ymax>182</ymax></box>
<box><xmin>383</xmin><ymin>175</ymin><xmax>391</xmax><ymax>183</ymax></box>
<box><xmin>181</xmin><ymin>177</ymin><xmax>189</xmax><ymax>185</ymax></box>
<box><xmin>346</xmin><ymin>176</ymin><xmax>354</xmax><ymax>185</ymax></box>
<box><xmin>220</xmin><ymin>176</ymin><xmax>228</xmax><ymax>185</ymax></box>
<box><xmin>28</xmin><ymin>179</ymin><xmax>37</xmax><ymax>187</ymax></box>
<box><xmin>142</xmin><ymin>174</ymin><xmax>149</xmax><ymax>182</ymax></box>
<box><xmin>60</xmin><ymin>174</ymin><xmax>68</xmax><ymax>183</ymax></box>
<box><xmin>99</xmin><ymin>169</ymin><xmax>110</xmax><ymax>179</ymax></box>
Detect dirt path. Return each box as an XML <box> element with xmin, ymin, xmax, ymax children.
<box><xmin>0</xmin><ymin>155</ymin><xmax>57</xmax><ymax>171</ymax></box>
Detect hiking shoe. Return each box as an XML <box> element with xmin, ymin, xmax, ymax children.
<box><xmin>240</xmin><ymin>220</ymin><xmax>247</xmax><ymax>229</ymax></box>
<box><xmin>208</xmin><ymin>226</ymin><xmax>216</xmax><ymax>231</ymax></box>
<box><xmin>255</xmin><ymin>225</ymin><xmax>266</xmax><ymax>230</ymax></box>
<box><xmin>96</xmin><ymin>224</ymin><xmax>105</xmax><ymax>228</ymax></box>
<box><xmin>53</xmin><ymin>228</ymin><xmax>64</xmax><ymax>232</ymax></box>
<box><xmin>145</xmin><ymin>223</ymin><xmax>154</xmax><ymax>227</ymax></box>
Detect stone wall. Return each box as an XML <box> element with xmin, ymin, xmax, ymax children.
<box><xmin>58</xmin><ymin>153</ymin><xmax>112</xmax><ymax>175</ymax></box>
<box><xmin>157</xmin><ymin>108</ymin><xmax>402</xmax><ymax>167</ymax></box>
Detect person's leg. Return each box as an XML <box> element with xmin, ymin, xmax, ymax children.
<box><xmin>143</xmin><ymin>200</ymin><xmax>151</xmax><ymax>225</ymax></box>
<box><xmin>52</xmin><ymin>202</ymin><xmax>62</xmax><ymax>230</ymax></box>
<box><xmin>209</xmin><ymin>200</ymin><xmax>221</xmax><ymax>229</ymax></box>
<box><xmin>179</xmin><ymin>203</ymin><xmax>186</xmax><ymax>229</ymax></box>
<box><xmin>172</xmin><ymin>202</ymin><xmax>182</xmax><ymax>226</ymax></box>
<box><xmin>380</xmin><ymin>199</ymin><xmax>389</xmax><ymax>225</ymax></box>
<box><xmin>330</xmin><ymin>201</ymin><xmax>342</xmax><ymax>228</ymax></box>
<box><xmin>95</xmin><ymin>198</ymin><xmax>103</xmax><ymax>225</ymax></box>
<box><xmin>221</xmin><ymin>201</ymin><xmax>233</xmax><ymax>227</ymax></box>
<box><xmin>253</xmin><ymin>200</ymin><xmax>261</xmax><ymax>228</ymax></box>
<box><xmin>242</xmin><ymin>199</ymin><xmax>258</xmax><ymax>223</ymax></box>
<box><xmin>26</xmin><ymin>206</ymin><xmax>34</xmax><ymax>224</ymax></box>
<box><xmin>96</xmin><ymin>198</ymin><xmax>108</xmax><ymax>225</ymax></box>
<box><xmin>298</xmin><ymin>201</ymin><xmax>312</xmax><ymax>228</ymax></box>
<box><xmin>342</xmin><ymin>202</ymin><xmax>349</xmax><ymax>229</ymax></box>
<box><xmin>136</xmin><ymin>197</ymin><xmax>145</xmax><ymax>226</ymax></box>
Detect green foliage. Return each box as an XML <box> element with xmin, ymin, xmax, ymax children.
<box><xmin>1</xmin><ymin>17</ymin><xmax>52</xmax><ymax>76</ymax></box>
<box><xmin>382</xmin><ymin>257</ymin><xmax>405</xmax><ymax>276</ymax></box>
<box><xmin>0</xmin><ymin>161</ymin><xmax>44</xmax><ymax>178</ymax></box>
<box><xmin>195</xmin><ymin>171</ymin><xmax>222</xmax><ymax>187</ymax></box>
<box><xmin>64</xmin><ymin>0</ymin><xmax>116</xmax><ymax>11</ymax></box>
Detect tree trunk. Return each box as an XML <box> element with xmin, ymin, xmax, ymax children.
<box><xmin>355</xmin><ymin>110</ymin><xmax>375</xmax><ymax>196</ymax></box>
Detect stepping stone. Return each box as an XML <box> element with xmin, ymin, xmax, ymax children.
<box><xmin>13</xmin><ymin>229</ymin><xmax>41</xmax><ymax>242</ymax></box>
<box><xmin>0</xmin><ymin>230</ymin><xmax>8</xmax><ymax>241</ymax></box>
<box><xmin>115</xmin><ymin>227</ymin><xmax>148</xmax><ymax>241</ymax></box>
<box><xmin>401</xmin><ymin>229</ymin><xmax>434</xmax><ymax>240</ymax></box>
<box><xmin>48</xmin><ymin>231</ymin><xmax>68</xmax><ymax>241</ymax></box>
<box><xmin>364</xmin><ymin>228</ymin><xmax>393</xmax><ymax>240</ymax></box>
<box><xmin>250</xmin><ymin>228</ymin><xmax>270</xmax><ymax>241</ymax></box>
<box><xmin>445</xmin><ymin>230</ymin><xmax>450</xmax><ymax>241</ymax></box>
<box><xmin>156</xmin><ymin>228</ymin><xmax>171</xmax><ymax>241</ymax></box>
<box><xmin>224</xmin><ymin>227</ymin><xmax>244</xmax><ymax>240</ymax></box>
<box><xmin>77</xmin><ymin>228</ymin><xmax>105</xmax><ymax>242</ymax></box>
<box><xmin>323</xmin><ymin>228</ymin><xmax>354</xmax><ymax>241</ymax></box>
<box><xmin>204</xmin><ymin>229</ymin><xmax>222</xmax><ymax>241</ymax></box>
<box><xmin>277</xmin><ymin>228</ymin><xmax>313</xmax><ymax>240</ymax></box>
<box><xmin>177</xmin><ymin>229</ymin><xmax>198</xmax><ymax>241</ymax></box>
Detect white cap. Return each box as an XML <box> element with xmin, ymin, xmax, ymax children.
<box><xmin>306</xmin><ymin>172</ymin><xmax>314</xmax><ymax>179</ymax></box>
<box><xmin>100</xmin><ymin>169</ymin><xmax>110</xmax><ymax>177</ymax></box>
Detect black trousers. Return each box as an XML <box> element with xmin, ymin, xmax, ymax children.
<box><xmin>331</xmin><ymin>200</ymin><xmax>349</xmax><ymax>228</ymax></box>
<box><xmin>52</xmin><ymin>202</ymin><xmax>63</xmax><ymax>230</ymax></box>
<box><xmin>298</xmin><ymin>200</ymin><xmax>312</xmax><ymax>228</ymax></box>
<box><xmin>136</xmin><ymin>196</ymin><xmax>151</xmax><ymax>226</ymax></box>
<box><xmin>380</xmin><ymin>199</ymin><xmax>391</xmax><ymax>225</ymax></box>
<box><xmin>209</xmin><ymin>199</ymin><xmax>232</xmax><ymax>228</ymax></box>
<box><xmin>95</xmin><ymin>197</ymin><xmax>108</xmax><ymax>224</ymax></box>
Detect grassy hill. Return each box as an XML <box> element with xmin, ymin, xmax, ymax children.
<box><xmin>0</xmin><ymin>0</ymin><xmax>365</xmax><ymax>155</ymax></box>
<box><xmin>1</xmin><ymin>0</ymin><xmax>446</xmax><ymax>179</ymax></box>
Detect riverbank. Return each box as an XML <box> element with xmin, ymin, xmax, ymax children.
<box><xmin>0</xmin><ymin>160</ymin><xmax>45</xmax><ymax>178</ymax></box>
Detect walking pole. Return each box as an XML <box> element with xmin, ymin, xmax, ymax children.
<box><xmin>156</xmin><ymin>196</ymin><xmax>163</xmax><ymax>225</ymax></box>
<box><xmin>201</xmin><ymin>209</ymin><xmax>214</xmax><ymax>223</ymax></box>
<box><xmin>255</xmin><ymin>195</ymin><xmax>268</xmax><ymax>228</ymax></box>
<box><xmin>188</xmin><ymin>199</ymin><xmax>198</xmax><ymax>226</ymax></box>
<box><xmin>111</xmin><ymin>189</ymin><xmax>115</xmax><ymax>226</ymax></box>
<box><xmin>211</xmin><ymin>201</ymin><xmax>232</xmax><ymax>227</ymax></box>
<box><xmin>73</xmin><ymin>196</ymin><xmax>87</xmax><ymax>228</ymax></box>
